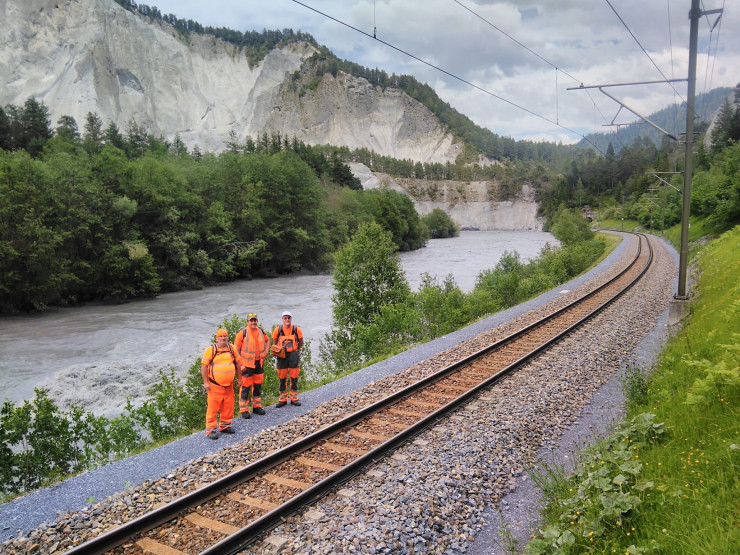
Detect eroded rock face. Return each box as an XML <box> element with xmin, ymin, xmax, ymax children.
<box><xmin>351</xmin><ymin>163</ymin><xmax>542</xmax><ymax>231</ymax></box>
<box><xmin>0</xmin><ymin>0</ymin><xmax>459</xmax><ymax>162</ymax></box>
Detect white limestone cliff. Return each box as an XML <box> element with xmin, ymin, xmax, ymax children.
<box><xmin>0</xmin><ymin>0</ymin><xmax>460</xmax><ymax>161</ymax></box>
<box><xmin>350</xmin><ymin>163</ymin><xmax>543</xmax><ymax>231</ymax></box>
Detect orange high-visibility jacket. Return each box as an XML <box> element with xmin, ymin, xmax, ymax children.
<box><xmin>235</xmin><ymin>327</ymin><xmax>268</xmax><ymax>368</ymax></box>
<box><xmin>272</xmin><ymin>324</ymin><xmax>303</xmax><ymax>353</ymax></box>
<box><xmin>202</xmin><ymin>344</ymin><xmax>236</xmax><ymax>386</ymax></box>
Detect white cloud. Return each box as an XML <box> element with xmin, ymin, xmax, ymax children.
<box><xmin>148</xmin><ymin>0</ymin><xmax>739</xmax><ymax>143</ymax></box>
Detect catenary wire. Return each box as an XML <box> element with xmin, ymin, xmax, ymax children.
<box><xmin>450</xmin><ymin>1</ymin><xmax>612</xmax><ymax>135</ymax></box>
<box><xmin>604</xmin><ymin>0</ymin><xmax>687</xmax><ymax>104</ymax></box>
<box><xmin>288</xmin><ymin>0</ymin><xmax>603</xmax><ymax>153</ymax></box>
<box><xmin>702</xmin><ymin>0</ymin><xmax>726</xmax><ymax>112</ymax></box>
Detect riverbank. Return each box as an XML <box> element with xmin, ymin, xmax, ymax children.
<box><xmin>0</xmin><ymin>231</ymin><xmax>556</xmax><ymax>416</ymax></box>
<box><xmin>0</xmin><ymin>232</ymin><xmax>618</xmax><ymax>545</ymax></box>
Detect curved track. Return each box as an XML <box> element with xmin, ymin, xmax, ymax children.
<box><xmin>65</xmin><ymin>233</ymin><xmax>652</xmax><ymax>555</ymax></box>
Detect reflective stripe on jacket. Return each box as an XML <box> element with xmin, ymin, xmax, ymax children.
<box><xmin>236</xmin><ymin>327</ymin><xmax>268</xmax><ymax>368</ymax></box>
<box><xmin>203</xmin><ymin>344</ymin><xmax>236</xmax><ymax>386</ymax></box>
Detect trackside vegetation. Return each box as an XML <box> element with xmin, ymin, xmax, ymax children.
<box><xmin>0</xmin><ymin>208</ymin><xmax>603</xmax><ymax>499</ymax></box>
<box><xmin>320</xmin><ymin>207</ymin><xmax>604</xmax><ymax>371</ymax></box>
<box><xmin>524</xmin><ymin>225</ymin><xmax>740</xmax><ymax>555</ymax></box>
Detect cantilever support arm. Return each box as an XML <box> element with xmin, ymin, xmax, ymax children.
<box><xmin>596</xmin><ymin>87</ymin><xmax>678</xmax><ymax>141</ymax></box>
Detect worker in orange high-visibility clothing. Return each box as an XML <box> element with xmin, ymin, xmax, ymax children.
<box><xmin>272</xmin><ymin>310</ymin><xmax>304</xmax><ymax>406</ymax></box>
<box><xmin>234</xmin><ymin>313</ymin><xmax>271</xmax><ymax>419</ymax></box>
<box><xmin>200</xmin><ymin>329</ymin><xmax>237</xmax><ymax>439</ymax></box>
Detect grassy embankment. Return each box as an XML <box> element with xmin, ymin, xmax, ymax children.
<box><xmin>524</xmin><ymin>224</ymin><xmax>739</xmax><ymax>555</ymax></box>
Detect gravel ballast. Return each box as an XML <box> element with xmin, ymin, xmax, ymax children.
<box><xmin>0</xmin><ymin>232</ymin><xmax>679</xmax><ymax>554</ymax></box>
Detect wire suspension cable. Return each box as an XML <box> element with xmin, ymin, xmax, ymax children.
<box><xmin>450</xmin><ymin>0</ymin><xmax>614</xmax><ymax>145</ymax></box>
<box><xmin>704</xmin><ymin>0</ymin><xmax>725</xmax><ymax>104</ymax></box>
<box><xmin>555</xmin><ymin>67</ymin><xmax>559</xmax><ymax>125</ymax></box>
<box><xmin>604</xmin><ymin>0</ymin><xmax>686</xmax><ymax>104</ymax></box>
<box><xmin>289</xmin><ymin>0</ymin><xmax>600</xmax><ymax>150</ymax></box>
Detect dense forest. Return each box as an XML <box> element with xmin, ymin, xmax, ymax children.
<box><xmin>0</xmin><ymin>101</ymin><xmax>437</xmax><ymax>312</ymax></box>
<box><xmin>538</xmin><ymin>83</ymin><xmax>740</xmax><ymax>234</ymax></box>
<box><xmin>3</xmin><ymin>79</ymin><xmax>738</xmax><ymax>314</ymax></box>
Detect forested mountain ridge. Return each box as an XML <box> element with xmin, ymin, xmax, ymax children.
<box><xmin>0</xmin><ymin>0</ymin><xmax>457</xmax><ymax>163</ymax></box>
<box><xmin>579</xmin><ymin>87</ymin><xmax>733</xmax><ymax>153</ymax></box>
<box><xmin>1</xmin><ymin>0</ymin><xmax>588</xmax><ymax>166</ymax></box>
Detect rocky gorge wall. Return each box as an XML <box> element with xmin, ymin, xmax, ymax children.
<box><xmin>350</xmin><ymin>163</ymin><xmax>543</xmax><ymax>231</ymax></box>
<box><xmin>0</xmin><ymin>0</ymin><xmax>460</xmax><ymax>162</ymax></box>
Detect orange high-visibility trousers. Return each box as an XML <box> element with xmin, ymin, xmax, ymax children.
<box><xmin>205</xmin><ymin>383</ymin><xmax>234</xmax><ymax>434</ymax></box>
<box><xmin>239</xmin><ymin>362</ymin><xmax>266</xmax><ymax>412</ymax></box>
<box><xmin>277</xmin><ymin>366</ymin><xmax>301</xmax><ymax>402</ymax></box>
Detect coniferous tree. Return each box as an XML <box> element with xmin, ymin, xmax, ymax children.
<box><xmin>19</xmin><ymin>98</ymin><xmax>52</xmax><ymax>156</ymax></box>
<box><xmin>103</xmin><ymin>122</ymin><xmax>127</xmax><ymax>151</ymax></box>
<box><xmin>55</xmin><ymin>115</ymin><xmax>80</xmax><ymax>144</ymax></box>
<box><xmin>0</xmin><ymin>107</ymin><xmax>11</xmax><ymax>150</ymax></box>
<box><xmin>83</xmin><ymin>112</ymin><xmax>104</xmax><ymax>155</ymax></box>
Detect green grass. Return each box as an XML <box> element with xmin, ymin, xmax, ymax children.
<box><xmin>526</xmin><ymin>224</ymin><xmax>740</xmax><ymax>554</ymax></box>
<box><xmin>592</xmin><ymin>218</ymin><xmax>642</xmax><ymax>232</ymax></box>
<box><xmin>663</xmin><ymin>217</ymin><xmax>715</xmax><ymax>252</ymax></box>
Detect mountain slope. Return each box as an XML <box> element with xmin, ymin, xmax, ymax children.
<box><xmin>0</xmin><ymin>0</ymin><xmax>459</xmax><ymax>162</ymax></box>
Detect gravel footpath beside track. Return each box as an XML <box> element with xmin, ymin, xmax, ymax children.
<box><xmin>0</xmin><ymin>233</ymin><xmax>678</xmax><ymax>554</ymax></box>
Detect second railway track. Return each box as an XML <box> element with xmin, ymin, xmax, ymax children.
<box><xmin>64</xmin><ymin>233</ymin><xmax>654</xmax><ymax>555</ymax></box>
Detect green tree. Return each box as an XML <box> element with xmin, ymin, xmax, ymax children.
<box><xmin>83</xmin><ymin>112</ymin><xmax>104</xmax><ymax>155</ymax></box>
<box><xmin>549</xmin><ymin>205</ymin><xmax>594</xmax><ymax>246</ymax></box>
<box><xmin>422</xmin><ymin>208</ymin><xmax>459</xmax><ymax>238</ymax></box>
<box><xmin>19</xmin><ymin>98</ymin><xmax>53</xmax><ymax>157</ymax></box>
<box><xmin>329</xmin><ymin>222</ymin><xmax>410</xmax><ymax>337</ymax></box>
<box><xmin>360</xmin><ymin>189</ymin><xmax>427</xmax><ymax>251</ymax></box>
<box><xmin>103</xmin><ymin>122</ymin><xmax>127</xmax><ymax>151</ymax></box>
<box><xmin>55</xmin><ymin>115</ymin><xmax>80</xmax><ymax>144</ymax></box>
<box><xmin>0</xmin><ymin>106</ymin><xmax>12</xmax><ymax>150</ymax></box>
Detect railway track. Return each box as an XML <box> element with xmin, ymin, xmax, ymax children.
<box><xmin>65</xmin><ymin>233</ymin><xmax>653</xmax><ymax>555</ymax></box>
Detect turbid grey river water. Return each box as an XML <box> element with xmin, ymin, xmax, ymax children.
<box><xmin>0</xmin><ymin>231</ymin><xmax>555</xmax><ymax>416</ymax></box>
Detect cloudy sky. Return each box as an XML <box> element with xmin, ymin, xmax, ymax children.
<box><xmin>147</xmin><ymin>0</ymin><xmax>738</xmax><ymax>144</ymax></box>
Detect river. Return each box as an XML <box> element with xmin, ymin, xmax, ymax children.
<box><xmin>0</xmin><ymin>231</ymin><xmax>555</xmax><ymax>416</ymax></box>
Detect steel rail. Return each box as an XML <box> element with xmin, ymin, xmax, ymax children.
<box><xmin>63</xmin><ymin>233</ymin><xmax>651</xmax><ymax>555</ymax></box>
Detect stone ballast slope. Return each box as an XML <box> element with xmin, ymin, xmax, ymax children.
<box><xmin>1</xmin><ymin>0</ymin><xmax>460</xmax><ymax>162</ymax></box>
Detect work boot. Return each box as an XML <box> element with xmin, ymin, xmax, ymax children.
<box><xmin>290</xmin><ymin>400</ymin><xmax>301</xmax><ymax>406</ymax></box>
<box><xmin>207</xmin><ymin>430</ymin><xmax>220</xmax><ymax>440</ymax></box>
<box><xmin>276</xmin><ymin>401</ymin><xmax>287</xmax><ymax>407</ymax></box>
<box><xmin>252</xmin><ymin>407</ymin><xmax>265</xmax><ymax>415</ymax></box>
<box><xmin>220</xmin><ymin>427</ymin><xmax>235</xmax><ymax>434</ymax></box>
<box><xmin>241</xmin><ymin>411</ymin><xmax>251</xmax><ymax>419</ymax></box>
